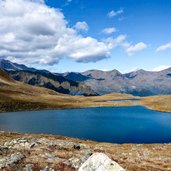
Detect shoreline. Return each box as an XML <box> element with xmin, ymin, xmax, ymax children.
<box><xmin>0</xmin><ymin>131</ymin><xmax>171</xmax><ymax>171</ymax></box>
<box><xmin>0</xmin><ymin>104</ymin><xmax>170</xmax><ymax>115</ymax></box>
<box><xmin>0</xmin><ymin>95</ymin><xmax>171</xmax><ymax>113</ymax></box>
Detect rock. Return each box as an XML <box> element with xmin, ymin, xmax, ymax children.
<box><xmin>65</xmin><ymin>153</ymin><xmax>92</xmax><ymax>170</ymax></box>
<box><xmin>0</xmin><ymin>146</ymin><xmax>9</xmax><ymax>155</ymax></box>
<box><xmin>23</xmin><ymin>164</ymin><xmax>34</xmax><ymax>171</ymax></box>
<box><xmin>40</xmin><ymin>153</ymin><xmax>56</xmax><ymax>159</ymax></box>
<box><xmin>0</xmin><ymin>152</ymin><xmax>25</xmax><ymax>169</ymax></box>
<box><xmin>37</xmin><ymin>138</ymin><xmax>88</xmax><ymax>151</ymax></box>
<box><xmin>40</xmin><ymin>166</ymin><xmax>55</xmax><ymax>171</ymax></box>
<box><xmin>73</xmin><ymin>144</ymin><xmax>81</xmax><ymax>150</ymax></box>
<box><xmin>79</xmin><ymin>153</ymin><xmax>125</xmax><ymax>171</ymax></box>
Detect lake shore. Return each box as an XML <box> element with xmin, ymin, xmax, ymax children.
<box><xmin>0</xmin><ymin>88</ymin><xmax>171</xmax><ymax>113</ymax></box>
<box><xmin>0</xmin><ymin>68</ymin><xmax>171</xmax><ymax>113</ymax></box>
<box><xmin>0</xmin><ymin>131</ymin><xmax>171</xmax><ymax>171</ymax></box>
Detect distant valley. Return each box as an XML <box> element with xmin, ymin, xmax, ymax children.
<box><xmin>1</xmin><ymin>59</ymin><xmax>171</xmax><ymax>96</ymax></box>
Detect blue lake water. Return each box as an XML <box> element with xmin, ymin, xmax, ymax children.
<box><xmin>109</xmin><ymin>99</ymin><xmax>140</xmax><ymax>103</ymax></box>
<box><xmin>0</xmin><ymin>106</ymin><xmax>171</xmax><ymax>143</ymax></box>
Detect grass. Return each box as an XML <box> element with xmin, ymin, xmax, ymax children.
<box><xmin>0</xmin><ymin>131</ymin><xmax>171</xmax><ymax>171</ymax></box>
<box><xmin>0</xmin><ymin>68</ymin><xmax>171</xmax><ymax>113</ymax></box>
<box><xmin>1</xmin><ymin>83</ymin><xmax>171</xmax><ymax>113</ymax></box>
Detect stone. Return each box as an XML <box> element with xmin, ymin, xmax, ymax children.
<box><xmin>65</xmin><ymin>153</ymin><xmax>91</xmax><ymax>170</ymax></box>
<box><xmin>23</xmin><ymin>164</ymin><xmax>34</xmax><ymax>171</ymax></box>
<box><xmin>0</xmin><ymin>152</ymin><xmax>25</xmax><ymax>169</ymax></box>
<box><xmin>0</xmin><ymin>146</ymin><xmax>9</xmax><ymax>155</ymax></box>
<box><xmin>79</xmin><ymin>153</ymin><xmax>125</xmax><ymax>171</ymax></box>
<box><xmin>40</xmin><ymin>166</ymin><xmax>55</xmax><ymax>171</ymax></box>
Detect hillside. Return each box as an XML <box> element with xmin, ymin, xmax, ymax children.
<box><xmin>0</xmin><ymin>69</ymin><xmax>171</xmax><ymax>113</ymax></box>
<box><xmin>1</xmin><ymin>131</ymin><xmax>171</xmax><ymax>171</ymax></box>
<box><xmin>7</xmin><ymin>70</ymin><xmax>97</xmax><ymax>96</ymax></box>
<box><xmin>0</xmin><ymin>59</ymin><xmax>97</xmax><ymax>96</ymax></box>
<box><xmin>1</xmin><ymin>59</ymin><xmax>171</xmax><ymax>96</ymax></box>
<box><xmin>64</xmin><ymin>68</ymin><xmax>171</xmax><ymax>96</ymax></box>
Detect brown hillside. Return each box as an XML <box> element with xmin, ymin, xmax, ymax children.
<box><xmin>0</xmin><ymin>69</ymin><xmax>15</xmax><ymax>83</ymax></box>
<box><xmin>0</xmin><ymin>69</ymin><xmax>171</xmax><ymax>113</ymax></box>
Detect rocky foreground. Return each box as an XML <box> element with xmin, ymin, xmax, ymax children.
<box><xmin>0</xmin><ymin>132</ymin><xmax>171</xmax><ymax>171</ymax></box>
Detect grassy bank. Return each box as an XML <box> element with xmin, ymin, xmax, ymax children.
<box><xmin>0</xmin><ymin>86</ymin><xmax>171</xmax><ymax>113</ymax></box>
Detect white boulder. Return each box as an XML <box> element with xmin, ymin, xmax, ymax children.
<box><xmin>79</xmin><ymin>153</ymin><xmax>125</xmax><ymax>171</ymax></box>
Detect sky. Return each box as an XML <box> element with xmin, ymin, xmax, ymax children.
<box><xmin>0</xmin><ymin>0</ymin><xmax>171</xmax><ymax>73</ymax></box>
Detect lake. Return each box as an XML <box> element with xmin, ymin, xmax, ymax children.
<box><xmin>0</xmin><ymin>106</ymin><xmax>171</xmax><ymax>143</ymax></box>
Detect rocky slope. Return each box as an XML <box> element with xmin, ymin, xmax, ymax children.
<box><xmin>0</xmin><ymin>68</ymin><xmax>138</xmax><ymax>112</ymax></box>
<box><xmin>0</xmin><ymin>59</ymin><xmax>48</xmax><ymax>73</ymax></box>
<box><xmin>0</xmin><ymin>68</ymin><xmax>171</xmax><ymax>113</ymax></box>
<box><xmin>0</xmin><ymin>131</ymin><xmax>171</xmax><ymax>171</ymax></box>
<box><xmin>1</xmin><ymin>59</ymin><xmax>171</xmax><ymax>96</ymax></box>
<box><xmin>7</xmin><ymin>70</ymin><xmax>97</xmax><ymax>96</ymax></box>
<box><xmin>0</xmin><ymin>59</ymin><xmax>97</xmax><ymax>96</ymax></box>
<box><xmin>64</xmin><ymin>68</ymin><xmax>171</xmax><ymax>96</ymax></box>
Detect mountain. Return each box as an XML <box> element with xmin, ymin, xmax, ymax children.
<box><xmin>7</xmin><ymin>70</ymin><xmax>97</xmax><ymax>96</ymax></box>
<box><xmin>61</xmin><ymin>72</ymin><xmax>90</xmax><ymax>82</ymax></box>
<box><xmin>80</xmin><ymin>69</ymin><xmax>128</xmax><ymax>95</ymax></box>
<box><xmin>0</xmin><ymin>69</ymin><xmax>77</xmax><ymax>112</ymax></box>
<box><xmin>0</xmin><ymin>68</ymin><xmax>59</xmax><ymax>112</ymax></box>
<box><xmin>1</xmin><ymin>59</ymin><xmax>171</xmax><ymax>96</ymax></box>
<box><xmin>64</xmin><ymin>68</ymin><xmax>171</xmax><ymax>96</ymax></box>
<box><xmin>0</xmin><ymin>59</ymin><xmax>97</xmax><ymax>96</ymax></box>
<box><xmin>0</xmin><ymin>59</ymin><xmax>37</xmax><ymax>72</ymax></box>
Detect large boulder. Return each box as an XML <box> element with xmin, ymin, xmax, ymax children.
<box><xmin>79</xmin><ymin>153</ymin><xmax>125</xmax><ymax>171</ymax></box>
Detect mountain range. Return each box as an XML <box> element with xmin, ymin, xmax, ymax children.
<box><xmin>0</xmin><ymin>59</ymin><xmax>97</xmax><ymax>96</ymax></box>
<box><xmin>0</xmin><ymin>59</ymin><xmax>171</xmax><ymax>96</ymax></box>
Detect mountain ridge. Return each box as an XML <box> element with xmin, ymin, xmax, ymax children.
<box><xmin>0</xmin><ymin>59</ymin><xmax>97</xmax><ymax>96</ymax></box>
<box><xmin>0</xmin><ymin>59</ymin><xmax>171</xmax><ymax>96</ymax></box>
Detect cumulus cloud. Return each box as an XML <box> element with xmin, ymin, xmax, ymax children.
<box><xmin>0</xmin><ymin>0</ymin><xmax>110</xmax><ymax>65</ymax></box>
<box><xmin>152</xmin><ymin>65</ymin><xmax>171</xmax><ymax>71</ymax></box>
<box><xmin>124</xmin><ymin>42</ymin><xmax>147</xmax><ymax>55</ymax></box>
<box><xmin>74</xmin><ymin>21</ymin><xmax>89</xmax><ymax>32</ymax></box>
<box><xmin>0</xmin><ymin>0</ymin><xmax>147</xmax><ymax>65</ymax></box>
<box><xmin>105</xmin><ymin>35</ymin><xmax>127</xmax><ymax>49</ymax></box>
<box><xmin>105</xmin><ymin>35</ymin><xmax>147</xmax><ymax>55</ymax></box>
<box><xmin>107</xmin><ymin>9</ymin><xmax>123</xmax><ymax>18</ymax></box>
<box><xmin>102</xmin><ymin>27</ymin><xmax>116</xmax><ymax>34</ymax></box>
<box><xmin>156</xmin><ymin>42</ymin><xmax>171</xmax><ymax>52</ymax></box>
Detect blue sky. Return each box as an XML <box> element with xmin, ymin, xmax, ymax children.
<box><xmin>0</xmin><ymin>0</ymin><xmax>171</xmax><ymax>73</ymax></box>
<box><xmin>45</xmin><ymin>0</ymin><xmax>171</xmax><ymax>73</ymax></box>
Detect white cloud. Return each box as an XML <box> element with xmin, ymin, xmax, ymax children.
<box><xmin>0</xmin><ymin>0</ymin><xmax>147</xmax><ymax>65</ymax></box>
<box><xmin>107</xmin><ymin>9</ymin><xmax>123</xmax><ymax>18</ymax></box>
<box><xmin>125</xmin><ymin>42</ymin><xmax>147</xmax><ymax>55</ymax></box>
<box><xmin>105</xmin><ymin>35</ymin><xmax>147</xmax><ymax>55</ymax></box>
<box><xmin>105</xmin><ymin>34</ymin><xmax>126</xmax><ymax>49</ymax></box>
<box><xmin>74</xmin><ymin>21</ymin><xmax>89</xmax><ymax>32</ymax></box>
<box><xmin>152</xmin><ymin>65</ymin><xmax>171</xmax><ymax>71</ymax></box>
<box><xmin>102</xmin><ymin>27</ymin><xmax>116</xmax><ymax>34</ymax></box>
<box><xmin>156</xmin><ymin>42</ymin><xmax>171</xmax><ymax>52</ymax></box>
<box><xmin>0</xmin><ymin>0</ymin><xmax>110</xmax><ymax>65</ymax></box>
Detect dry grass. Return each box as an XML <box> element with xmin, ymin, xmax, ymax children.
<box><xmin>141</xmin><ymin>95</ymin><xmax>171</xmax><ymax>112</ymax></box>
<box><xmin>0</xmin><ymin>70</ymin><xmax>171</xmax><ymax>113</ymax></box>
<box><xmin>0</xmin><ymin>78</ymin><xmax>141</xmax><ymax>112</ymax></box>
<box><xmin>0</xmin><ymin>131</ymin><xmax>171</xmax><ymax>171</ymax></box>
<box><xmin>0</xmin><ymin>81</ymin><xmax>171</xmax><ymax>113</ymax></box>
